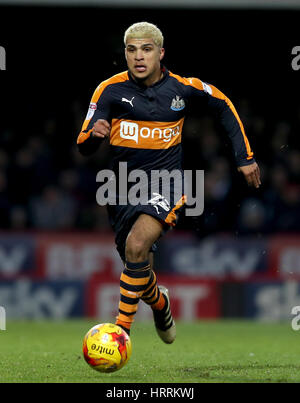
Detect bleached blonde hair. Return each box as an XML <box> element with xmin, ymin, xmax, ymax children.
<box><xmin>124</xmin><ymin>22</ymin><xmax>164</xmax><ymax>48</ymax></box>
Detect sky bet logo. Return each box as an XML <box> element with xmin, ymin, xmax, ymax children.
<box><xmin>0</xmin><ymin>46</ymin><xmax>6</xmax><ymax>70</ymax></box>
<box><xmin>291</xmin><ymin>46</ymin><xmax>300</xmax><ymax>71</ymax></box>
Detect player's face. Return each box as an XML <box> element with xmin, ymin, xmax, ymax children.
<box><xmin>125</xmin><ymin>38</ymin><xmax>165</xmax><ymax>86</ymax></box>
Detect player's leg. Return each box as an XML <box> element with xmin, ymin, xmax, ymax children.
<box><xmin>140</xmin><ymin>259</ymin><xmax>176</xmax><ymax>344</ymax></box>
<box><xmin>115</xmin><ymin>214</ymin><xmax>175</xmax><ymax>343</ymax></box>
<box><xmin>125</xmin><ymin>214</ymin><xmax>162</xmax><ymax>262</ymax></box>
<box><xmin>115</xmin><ymin>214</ymin><xmax>161</xmax><ymax>334</ymax></box>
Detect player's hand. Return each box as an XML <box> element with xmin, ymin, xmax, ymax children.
<box><xmin>237</xmin><ymin>162</ymin><xmax>261</xmax><ymax>188</ymax></box>
<box><xmin>92</xmin><ymin>119</ymin><xmax>111</xmax><ymax>139</ymax></box>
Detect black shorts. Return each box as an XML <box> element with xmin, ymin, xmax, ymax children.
<box><xmin>107</xmin><ymin>194</ymin><xmax>186</xmax><ymax>262</ymax></box>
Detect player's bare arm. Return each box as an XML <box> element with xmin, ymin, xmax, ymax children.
<box><xmin>238</xmin><ymin>161</ymin><xmax>261</xmax><ymax>188</ymax></box>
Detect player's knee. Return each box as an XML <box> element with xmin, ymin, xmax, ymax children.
<box><xmin>125</xmin><ymin>234</ymin><xmax>148</xmax><ymax>262</ymax></box>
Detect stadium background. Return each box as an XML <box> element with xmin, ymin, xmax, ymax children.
<box><xmin>0</xmin><ymin>0</ymin><xmax>300</xmax><ymax>324</ymax></box>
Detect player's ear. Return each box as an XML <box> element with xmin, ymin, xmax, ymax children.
<box><xmin>159</xmin><ymin>48</ymin><xmax>165</xmax><ymax>61</ymax></box>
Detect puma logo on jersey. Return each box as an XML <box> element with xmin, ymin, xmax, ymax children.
<box><xmin>122</xmin><ymin>96</ymin><xmax>135</xmax><ymax>107</ymax></box>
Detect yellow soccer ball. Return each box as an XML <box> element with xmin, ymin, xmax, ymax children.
<box><xmin>83</xmin><ymin>323</ymin><xmax>132</xmax><ymax>373</ymax></box>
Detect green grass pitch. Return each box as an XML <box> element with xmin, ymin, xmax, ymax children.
<box><xmin>0</xmin><ymin>319</ymin><xmax>299</xmax><ymax>383</ymax></box>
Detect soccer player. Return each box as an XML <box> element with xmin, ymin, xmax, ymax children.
<box><xmin>77</xmin><ymin>22</ymin><xmax>261</xmax><ymax>343</ymax></box>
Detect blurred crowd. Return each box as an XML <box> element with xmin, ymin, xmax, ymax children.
<box><xmin>1</xmin><ymin>96</ymin><xmax>300</xmax><ymax>236</ymax></box>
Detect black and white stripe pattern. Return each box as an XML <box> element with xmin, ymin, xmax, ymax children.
<box><xmin>153</xmin><ymin>292</ymin><xmax>174</xmax><ymax>331</ymax></box>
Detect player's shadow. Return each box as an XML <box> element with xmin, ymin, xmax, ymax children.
<box><xmin>180</xmin><ymin>364</ymin><xmax>300</xmax><ymax>383</ymax></box>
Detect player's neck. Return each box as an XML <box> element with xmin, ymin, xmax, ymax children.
<box><xmin>144</xmin><ymin>70</ymin><xmax>164</xmax><ymax>87</ymax></box>
<box><xmin>130</xmin><ymin>69</ymin><xmax>164</xmax><ymax>87</ymax></box>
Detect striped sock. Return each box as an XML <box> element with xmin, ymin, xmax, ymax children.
<box><xmin>115</xmin><ymin>260</ymin><xmax>167</xmax><ymax>335</ymax></box>
<box><xmin>115</xmin><ymin>260</ymin><xmax>151</xmax><ymax>335</ymax></box>
<box><xmin>141</xmin><ymin>270</ymin><xmax>166</xmax><ymax>311</ymax></box>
